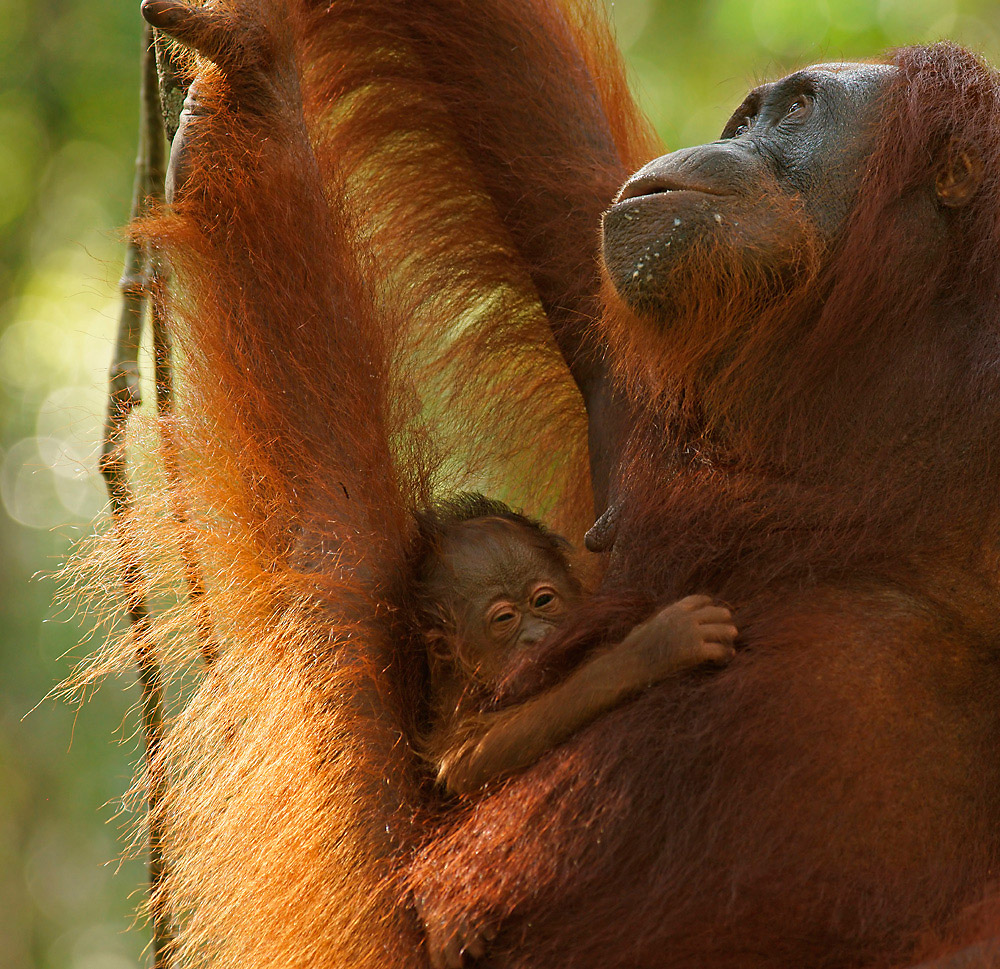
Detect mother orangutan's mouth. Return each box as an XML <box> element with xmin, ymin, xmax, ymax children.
<box><xmin>614</xmin><ymin>175</ymin><xmax>731</xmax><ymax>204</ymax></box>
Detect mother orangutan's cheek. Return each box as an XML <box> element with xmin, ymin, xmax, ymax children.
<box><xmin>601</xmin><ymin>188</ymin><xmax>816</xmax><ymax>320</ymax></box>
<box><xmin>602</xmin><ymin>193</ymin><xmax>709</xmax><ymax>307</ymax></box>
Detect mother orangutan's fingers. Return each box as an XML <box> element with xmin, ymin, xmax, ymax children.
<box><xmin>141</xmin><ymin>0</ymin><xmax>237</xmax><ymax>67</ymax></box>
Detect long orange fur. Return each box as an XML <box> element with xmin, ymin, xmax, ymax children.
<box><xmin>78</xmin><ymin>1</ymin><xmax>654</xmax><ymax>966</ymax></box>
<box><xmin>79</xmin><ymin>5</ymin><xmax>1000</xmax><ymax>967</ymax></box>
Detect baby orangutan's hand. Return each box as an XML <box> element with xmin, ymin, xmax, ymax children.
<box><xmin>624</xmin><ymin>594</ymin><xmax>737</xmax><ymax>684</ymax></box>
<box><xmin>416</xmin><ymin>894</ymin><xmax>497</xmax><ymax>969</ymax></box>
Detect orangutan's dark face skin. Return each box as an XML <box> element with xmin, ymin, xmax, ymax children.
<box><xmin>601</xmin><ymin>64</ymin><xmax>896</xmax><ymax>316</ymax></box>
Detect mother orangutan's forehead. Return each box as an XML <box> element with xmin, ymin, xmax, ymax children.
<box><xmin>803</xmin><ymin>62</ymin><xmax>896</xmax><ymax>76</ymax></box>
<box><xmin>747</xmin><ymin>62</ymin><xmax>896</xmax><ymax>104</ymax></box>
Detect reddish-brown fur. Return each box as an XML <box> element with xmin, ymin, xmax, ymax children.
<box><xmin>410</xmin><ymin>44</ymin><xmax>1000</xmax><ymax>969</ymax></box>
<box><xmin>86</xmin><ymin>1</ymin><xmax>1000</xmax><ymax>966</ymax></box>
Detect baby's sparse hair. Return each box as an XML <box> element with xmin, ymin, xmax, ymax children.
<box><xmin>413</xmin><ymin>493</ymin><xmax>565</xmax><ymax>549</ymax></box>
<box><xmin>412</xmin><ymin>494</ymin><xmax>572</xmax><ymax>609</ymax></box>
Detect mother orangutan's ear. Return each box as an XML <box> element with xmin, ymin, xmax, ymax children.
<box><xmin>936</xmin><ymin>143</ymin><xmax>983</xmax><ymax>208</ymax></box>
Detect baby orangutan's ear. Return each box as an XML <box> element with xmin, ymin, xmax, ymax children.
<box><xmin>421</xmin><ymin>597</ymin><xmax>460</xmax><ymax>655</ymax></box>
<box><xmin>422</xmin><ymin>626</ymin><xmax>466</xmax><ymax>696</ymax></box>
<box><xmin>422</xmin><ymin>626</ymin><xmax>452</xmax><ymax>663</ymax></box>
<box><xmin>936</xmin><ymin>142</ymin><xmax>983</xmax><ymax>208</ymax></box>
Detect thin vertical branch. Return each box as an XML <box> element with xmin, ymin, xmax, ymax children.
<box><xmin>149</xmin><ymin>270</ymin><xmax>219</xmax><ymax>666</ymax></box>
<box><xmin>152</xmin><ymin>28</ymin><xmax>186</xmax><ymax>143</ymax></box>
<box><xmin>143</xmin><ymin>24</ymin><xmax>219</xmax><ymax>667</ymax></box>
<box><xmin>99</xmin><ymin>21</ymin><xmax>174</xmax><ymax>969</ymax></box>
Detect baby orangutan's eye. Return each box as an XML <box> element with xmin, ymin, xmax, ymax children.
<box><xmin>531</xmin><ymin>586</ymin><xmax>560</xmax><ymax>610</ymax></box>
<box><xmin>487</xmin><ymin>602</ymin><xmax>519</xmax><ymax>632</ymax></box>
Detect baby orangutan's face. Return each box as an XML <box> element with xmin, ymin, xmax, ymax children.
<box><xmin>427</xmin><ymin>518</ymin><xmax>579</xmax><ymax>684</ymax></box>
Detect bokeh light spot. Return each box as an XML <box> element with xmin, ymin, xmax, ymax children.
<box><xmin>36</xmin><ymin>386</ymin><xmax>103</xmax><ymax>481</ymax></box>
<box><xmin>878</xmin><ymin>0</ymin><xmax>957</xmax><ymax>41</ymax></box>
<box><xmin>752</xmin><ymin>0</ymin><xmax>832</xmax><ymax>56</ymax></box>
<box><xmin>608</xmin><ymin>0</ymin><xmax>654</xmax><ymax>51</ymax></box>
<box><xmin>2</xmin><ymin>437</ymin><xmax>72</xmax><ymax>530</ymax></box>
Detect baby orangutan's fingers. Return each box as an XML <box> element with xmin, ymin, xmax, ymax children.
<box><xmin>698</xmin><ymin>642</ymin><xmax>736</xmax><ymax>665</ymax></box>
<box><xmin>673</xmin><ymin>594</ymin><xmax>714</xmax><ymax>611</ymax></box>
<box><xmin>141</xmin><ymin>0</ymin><xmax>238</xmax><ymax>66</ymax></box>
<box><xmin>690</xmin><ymin>605</ymin><xmax>734</xmax><ymax>626</ymax></box>
<box><xmin>699</xmin><ymin>623</ymin><xmax>739</xmax><ymax>644</ymax></box>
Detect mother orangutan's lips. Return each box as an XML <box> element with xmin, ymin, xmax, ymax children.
<box><xmin>615</xmin><ymin>177</ymin><xmax>730</xmax><ymax>203</ymax></box>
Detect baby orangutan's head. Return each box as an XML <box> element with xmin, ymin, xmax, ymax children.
<box><xmin>414</xmin><ymin>495</ymin><xmax>581</xmax><ymax>688</ymax></box>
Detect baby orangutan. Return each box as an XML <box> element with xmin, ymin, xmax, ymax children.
<box><xmin>411</xmin><ymin>495</ymin><xmax>737</xmax><ymax>968</ymax></box>
<box><xmin>414</xmin><ymin>495</ymin><xmax>738</xmax><ymax>796</ymax></box>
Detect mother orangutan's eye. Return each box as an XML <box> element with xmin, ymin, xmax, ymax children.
<box><xmin>734</xmin><ymin>116</ymin><xmax>755</xmax><ymax>136</ymax></box>
<box><xmin>785</xmin><ymin>96</ymin><xmax>814</xmax><ymax>121</ymax></box>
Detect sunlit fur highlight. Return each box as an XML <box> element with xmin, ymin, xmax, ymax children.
<box><xmin>70</xmin><ymin>1</ymin><xmax>656</xmax><ymax>967</ymax></box>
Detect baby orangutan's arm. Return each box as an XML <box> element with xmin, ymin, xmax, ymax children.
<box><xmin>438</xmin><ymin>594</ymin><xmax>736</xmax><ymax>795</ymax></box>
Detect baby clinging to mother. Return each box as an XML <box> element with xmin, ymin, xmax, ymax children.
<box><xmin>133</xmin><ymin>0</ymin><xmax>1000</xmax><ymax>965</ymax></box>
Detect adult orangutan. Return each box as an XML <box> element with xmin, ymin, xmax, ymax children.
<box><xmin>107</xmin><ymin>0</ymin><xmax>1000</xmax><ymax>966</ymax></box>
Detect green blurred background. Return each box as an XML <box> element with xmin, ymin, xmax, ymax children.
<box><xmin>3</xmin><ymin>0</ymin><xmax>1000</xmax><ymax>966</ymax></box>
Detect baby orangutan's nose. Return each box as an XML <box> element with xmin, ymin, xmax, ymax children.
<box><xmin>519</xmin><ymin>618</ymin><xmax>555</xmax><ymax>647</ymax></box>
